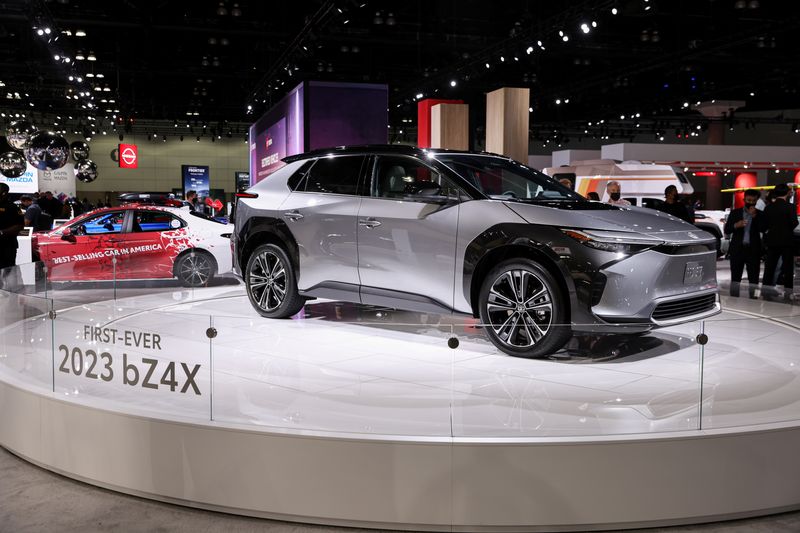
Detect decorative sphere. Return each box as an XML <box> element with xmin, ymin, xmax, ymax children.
<box><xmin>24</xmin><ymin>131</ymin><xmax>70</xmax><ymax>170</ymax></box>
<box><xmin>70</xmin><ymin>140</ymin><xmax>90</xmax><ymax>161</ymax></box>
<box><xmin>0</xmin><ymin>150</ymin><xmax>27</xmax><ymax>178</ymax></box>
<box><xmin>6</xmin><ymin>120</ymin><xmax>37</xmax><ymax>151</ymax></box>
<box><xmin>75</xmin><ymin>159</ymin><xmax>98</xmax><ymax>183</ymax></box>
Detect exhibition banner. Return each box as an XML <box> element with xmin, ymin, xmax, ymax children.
<box><xmin>252</xmin><ymin>117</ymin><xmax>287</xmax><ymax>182</ymax></box>
<box><xmin>0</xmin><ymin>162</ymin><xmax>38</xmax><ymax>194</ymax></box>
<box><xmin>38</xmin><ymin>163</ymin><xmax>76</xmax><ymax>197</ymax></box>
<box><xmin>182</xmin><ymin>165</ymin><xmax>210</xmax><ymax>197</ymax></box>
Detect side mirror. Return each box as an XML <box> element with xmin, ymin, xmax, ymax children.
<box><xmin>61</xmin><ymin>228</ymin><xmax>77</xmax><ymax>243</ymax></box>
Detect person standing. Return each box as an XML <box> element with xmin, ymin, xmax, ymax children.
<box><xmin>724</xmin><ymin>189</ymin><xmax>764</xmax><ymax>287</ymax></box>
<box><xmin>0</xmin><ymin>183</ymin><xmax>25</xmax><ymax>270</ymax></box>
<box><xmin>186</xmin><ymin>190</ymin><xmax>198</xmax><ymax>212</ymax></box>
<box><xmin>657</xmin><ymin>185</ymin><xmax>693</xmax><ymax>223</ymax></box>
<box><xmin>605</xmin><ymin>181</ymin><xmax>631</xmax><ymax>206</ymax></box>
<box><xmin>761</xmin><ymin>183</ymin><xmax>798</xmax><ymax>295</ymax></box>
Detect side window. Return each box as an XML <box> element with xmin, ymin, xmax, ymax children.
<box><xmin>287</xmin><ymin>160</ymin><xmax>315</xmax><ymax>191</ymax></box>
<box><xmin>303</xmin><ymin>155</ymin><xmax>365</xmax><ymax>195</ymax></box>
<box><xmin>71</xmin><ymin>211</ymin><xmax>125</xmax><ymax>235</ymax></box>
<box><xmin>132</xmin><ymin>210</ymin><xmax>185</xmax><ymax>232</ymax></box>
<box><xmin>372</xmin><ymin>156</ymin><xmax>462</xmax><ymax>200</ymax></box>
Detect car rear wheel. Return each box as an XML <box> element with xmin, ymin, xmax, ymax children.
<box><xmin>245</xmin><ymin>243</ymin><xmax>305</xmax><ymax>318</ymax></box>
<box><xmin>478</xmin><ymin>259</ymin><xmax>571</xmax><ymax>358</ymax></box>
<box><xmin>175</xmin><ymin>251</ymin><xmax>216</xmax><ymax>287</ymax></box>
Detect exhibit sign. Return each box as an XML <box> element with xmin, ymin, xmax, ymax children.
<box><xmin>0</xmin><ymin>162</ymin><xmax>38</xmax><ymax>193</ymax></box>
<box><xmin>234</xmin><ymin>171</ymin><xmax>250</xmax><ymax>191</ymax></box>
<box><xmin>39</xmin><ymin>163</ymin><xmax>76</xmax><ymax>197</ymax></box>
<box><xmin>119</xmin><ymin>143</ymin><xmax>139</xmax><ymax>169</ymax></box>
<box><xmin>182</xmin><ymin>165</ymin><xmax>210</xmax><ymax>197</ymax></box>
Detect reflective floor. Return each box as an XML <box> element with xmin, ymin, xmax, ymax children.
<box><xmin>2</xmin><ymin>265</ymin><xmax>799</xmax><ymax>438</ymax></box>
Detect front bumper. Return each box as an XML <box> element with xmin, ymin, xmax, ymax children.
<box><xmin>586</xmin><ymin>248</ymin><xmax>720</xmax><ymax>329</ymax></box>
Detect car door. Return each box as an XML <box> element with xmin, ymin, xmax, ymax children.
<box><xmin>112</xmin><ymin>209</ymin><xmax>188</xmax><ymax>279</ymax></box>
<box><xmin>41</xmin><ymin>210</ymin><xmax>127</xmax><ymax>281</ymax></box>
<box><xmin>356</xmin><ymin>154</ymin><xmax>461</xmax><ymax>312</ymax></box>
<box><xmin>277</xmin><ymin>154</ymin><xmax>367</xmax><ymax>297</ymax></box>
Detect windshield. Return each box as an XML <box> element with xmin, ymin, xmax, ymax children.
<box><xmin>437</xmin><ymin>154</ymin><xmax>585</xmax><ymax>202</ymax></box>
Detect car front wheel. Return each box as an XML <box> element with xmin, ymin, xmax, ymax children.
<box><xmin>478</xmin><ymin>259</ymin><xmax>571</xmax><ymax>358</ymax></box>
<box><xmin>245</xmin><ymin>243</ymin><xmax>305</xmax><ymax>318</ymax></box>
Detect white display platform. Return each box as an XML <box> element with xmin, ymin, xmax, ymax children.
<box><xmin>1</xmin><ymin>285</ymin><xmax>800</xmax><ymax>530</ymax></box>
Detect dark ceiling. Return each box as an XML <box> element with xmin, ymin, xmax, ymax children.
<box><xmin>1</xmin><ymin>0</ymin><xmax>799</xmax><ymax>142</ymax></box>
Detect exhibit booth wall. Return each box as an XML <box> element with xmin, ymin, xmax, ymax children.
<box><xmin>68</xmin><ymin>135</ymin><xmax>248</xmax><ymax>198</ymax></box>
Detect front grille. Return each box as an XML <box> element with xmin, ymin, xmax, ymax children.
<box><xmin>652</xmin><ymin>294</ymin><xmax>717</xmax><ymax>321</ymax></box>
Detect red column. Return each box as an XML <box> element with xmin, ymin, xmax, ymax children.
<box><xmin>733</xmin><ymin>172</ymin><xmax>757</xmax><ymax>209</ymax></box>
<box><xmin>417</xmin><ymin>98</ymin><xmax>463</xmax><ymax>148</ymax></box>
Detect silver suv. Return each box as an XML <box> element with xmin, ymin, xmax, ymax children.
<box><xmin>233</xmin><ymin>146</ymin><xmax>720</xmax><ymax>358</ymax></box>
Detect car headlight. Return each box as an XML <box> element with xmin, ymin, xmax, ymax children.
<box><xmin>561</xmin><ymin>229</ymin><xmax>664</xmax><ymax>254</ymax></box>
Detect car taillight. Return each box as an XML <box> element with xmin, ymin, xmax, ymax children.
<box><xmin>235</xmin><ymin>192</ymin><xmax>258</xmax><ymax>199</ymax></box>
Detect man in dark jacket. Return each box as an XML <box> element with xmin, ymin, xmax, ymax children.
<box><xmin>724</xmin><ymin>189</ymin><xmax>764</xmax><ymax>286</ymax></box>
<box><xmin>657</xmin><ymin>185</ymin><xmax>693</xmax><ymax>223</ymax></box>
<box><xmin>761</xmin><ymin>183</ymin><xmax>799</xmax><ymax>293</ymax></box>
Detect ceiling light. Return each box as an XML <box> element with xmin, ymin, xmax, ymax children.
<box><xmin>96</xmin><ymin>73</ymin><xmax>104</xmax><ymax>78</ymax></box>
<box><xmin>75</xmin><ymin>52</ymin><xmax>85</xmax><ymax>60</ymax></box>
<box><xmin>44</xmin><ymin>27</ymin><xmax>51</xmax><ymax>34</ymax></box>
<box><xmin>86</xmin><ymin>73</ymin><xmax>94</xmax><ymax>77</ymax></box>
<box><xmin>450</xmin><ymin>80</ymin><xmax>457</xmax><ymax>87</ymax></box>
<box><xmin>36</xmin><ymin>28</ymin><xmax>44</xmax><ymax>36</ymax></box>
<box><xmin>54</xmin><ymin>54</ymin><xmax>60</xmax><ymax>61</ymax></box>
<box><xmin>75</xmin><ymin>30</ymin><xmax>86</xmax><ymax>37</ymax></box>
<box><xmin>416</xmin><ymin>92</ymin><xmax>423</xmax><ymax>99</ymax></box>
<box><xmin>580</xmin><ymin>23</ymin><xmax>590</xmax><ymax>34</ymax></box>
<box><xmin>87</xmin><ymin>52</ymin><xmax>96</xmax><ymax>61</ymax></box>
<box><xmin>526</xmin><ymin>46</ymin><xmax>533</xmax><ymax>54</ymax></box>
<box><xmin>592</xmin><ymin>21</ymin><xmax>597</xmax><ymax>27</ymax></box>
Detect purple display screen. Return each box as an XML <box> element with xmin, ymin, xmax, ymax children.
<box><xmin>249</xmin><ymin>83</ymin><xmax>304</xmax><ymax>185</ymax></box>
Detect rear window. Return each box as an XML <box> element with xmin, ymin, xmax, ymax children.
<box><xmin>302</xmin><ymin>155</ymin><xmax>366</xmax><ymax>195</ymax></box>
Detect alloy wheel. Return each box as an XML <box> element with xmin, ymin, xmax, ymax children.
<box><xmin>248</xmin><ymin>250</ymin><xmax>287</xmax><ymax>312</ymax></box>
<box><xmin>485</xmin><ymin>269</ymin><xmax>553</xmax><ymax>348</ymax></box>
<box><xmin>179</xmin><ymin>254</ymin><xmax>212</xmax><ymax>286</ymax></box>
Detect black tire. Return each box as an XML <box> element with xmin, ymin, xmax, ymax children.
<box><xmin>175</xmin><ymin>250</ymin><xmax>216</xmax><ymax>287</ymax></box>
<box><xmin>478</xmin><ymin>258</ymin><xmax>571</xmax><ymax>358</ymax></box>
<box><xmin>245</xmin><ymin>243</ymin><xmax>305</xmax><ymax>318</ymax></box>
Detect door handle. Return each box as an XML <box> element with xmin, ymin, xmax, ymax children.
<box><xmin>284</xmin><ymin>210</ymin><xmax>304</xmax><ymax>221</ymax></box>
<box><xmin>358</xmin><ymin>217</ymin><xmax>382</xmax><ymax>229</ymax></box>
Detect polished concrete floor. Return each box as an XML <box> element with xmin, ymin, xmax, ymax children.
<box><xmin>1</xmin><ymin>446</ymin><xmax>799</xmax><ymax>533</ymax></box>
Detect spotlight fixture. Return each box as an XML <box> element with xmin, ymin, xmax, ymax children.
<box><xmin>449</xmin><ymin>80</ymin><xmax>457</xmax><ymax>87</ymax></box>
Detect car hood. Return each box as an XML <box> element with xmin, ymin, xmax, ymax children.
<box><xmin>503</xmin><ymin>202</ymin><xmax>715</xmax><ymax>244</ymax></box>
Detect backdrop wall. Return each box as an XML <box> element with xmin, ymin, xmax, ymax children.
<box><xmin>68</xmin><ymin>135</ymin><xmax>248</xmax><ymax>200</ymax></box>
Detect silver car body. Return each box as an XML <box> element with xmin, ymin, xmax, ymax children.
<box><xmin>233</xmin><ymin>147</ymin><xmax>720</xmax><ymax>332</ymax></box>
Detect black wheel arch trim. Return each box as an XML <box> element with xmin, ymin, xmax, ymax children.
<box><xmin>463</xmin><ymin>223</ymin><xmax>602</xmax><ymax>325</ymax></box>
<box><xmin>236</xmin><ymin>216</ymin><xmax>300</xmax><ymax>276</ymax></box>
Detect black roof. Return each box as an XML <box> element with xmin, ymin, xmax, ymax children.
<box><xmin>282</xmin><ymin>144</ymin><xmax>505</xmax><ymax>163</ymax></box>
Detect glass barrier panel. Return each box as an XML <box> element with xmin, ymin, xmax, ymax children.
<box><xmin>445</xmin><ymin>318</ymin><xmax>706</xmax><ymax>438</ymax></box>
<box><xmin>51</xmin><ymin>300</ymin><xmax>212</xmax><ymax>422</ymax></box>
<box><xmin>210</xmin><ymin>301</ymin><xmax>459</xmax><ymax>437</ymax></box>
<box><xmin>0</xmin><ymin>278</ymin><xmax>54</xmax><ymax>393</ymax></box>
<box><xmin>699</xmin><ymin>290</ymin><xmax>800</xmax><ymax>430</ymax></box>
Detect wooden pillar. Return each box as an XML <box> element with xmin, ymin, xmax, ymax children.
<box><xmin>430</xmin><ymin>103</ymin><xmax>469</xmax><ymax>150</ymax></box>
<box><xmin>485</xmin><ymin>87</ymin><xmax>530</xmax><ymax>163</ymax></box>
